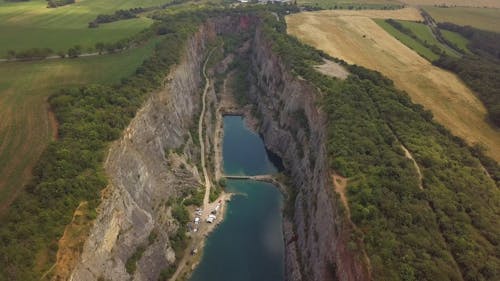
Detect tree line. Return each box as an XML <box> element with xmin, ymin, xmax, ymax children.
<box><xmin>88</xmin><ymin>8</ymin><xmax>146</xmax><ymax>28</ymax></box>
<box><xmin>46</xmin><ymin>0</ymin><xmax>75</xmax><ymax>8</ymax></box>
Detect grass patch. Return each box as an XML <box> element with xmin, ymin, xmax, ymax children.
<box><xmin>377</xmin><ymin>19</ymin><xmax>461</xmax><ymax>60</ymax></box>
<box><xmin>397</xmin><ymin>20</ymin><xmax>457</xmax><ymax>55</ymax></box>
<box><xmin>125</xmin><ymin>245</ymin><xmax>146</xmax><ymax>274</ymax></box>
<box><xmin>440</xmin><ymin>29</ymin><xmax>471</xmax><ymax>53</ymax></box>
<box><xmin>375</xmin><ymin>19</ymin><xmax>440</xmax><ymax>61</ymax></box>
<box><xmin>0</xmin><ymin>0</ymin><xmax>172</xmax><ymax>56</ymax></box>
<box><xmin>424</xmin><ymin>6</ymin><xmax>500</xmax><ymax>33</ymax></box>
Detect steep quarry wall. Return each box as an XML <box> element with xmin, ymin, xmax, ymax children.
<box><xmin>67</xmin><ymin>14</ymin><xmax>367</xmax><ymax>281</ymax></box>
<box><xmin>68</xmin><ymin>25</ymin><xmax>216</xmax><ymax>281</ymax></box>
<box><xmin>68</xmin><ymin>16</ymin><xmax>257</xmax><ymax>281</ymax></box>
<box><xmin>248</xmin><ymin>27</ymin><xmax>371</xmax><ymax>281</ymax></box>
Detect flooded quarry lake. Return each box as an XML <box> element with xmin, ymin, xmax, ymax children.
<box><xmin>189</xmin><ymin>115</ymin><xmax>284</xmax><ymax>281</ymax></box>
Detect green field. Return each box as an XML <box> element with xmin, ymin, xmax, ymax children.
<box><xmin>297</xmin><ymin>0</ymin><xmax>403</xmax><ymax>9</ymax></box>
<box><xmin>375</xmin><ymin>19</ymin><xmax>440</xmax><ymax>61</ymax></box>
<box><xmin>397</xmin><ymin>20</ymin><xmax>459</xmax><ymax>55</ymax></box>
<box><xmin>441</xmin><ymin>29</ymin><xmax>471</xmax><ymax>53</ymax></box>
<box><xmin>424</xmin><ymin>6</ymin><xmax>500</xmax><ymax>33</ymax></box>
<box><xmin>0</xmin><ymin>0</ymin><xmax>171</xmax><ymax>56</ymax></box>
<box><xmin>0</xmin><ymin>39</ymin><xmax>159</xmax><ymax>212</ymax></box>
<box><xmin>375</xmin><ymin>19</ymin><xmax>462</xmax><ymax>61</ymax></box>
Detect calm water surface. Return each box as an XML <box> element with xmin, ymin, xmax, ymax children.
<box><xmin>189</xmin><ymin>116</ymin><xmax>284</xmax><ymax>281</ymax></box>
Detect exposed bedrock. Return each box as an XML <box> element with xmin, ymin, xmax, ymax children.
<box><xmin>247</xmin><ymin>27</ymin><xmax>370</xmax><ymax>281</ymax></box>
<box><xmin>69</xmin><ymin>24</ymin><xmax>215</xmax><ymax>281</ymax></box>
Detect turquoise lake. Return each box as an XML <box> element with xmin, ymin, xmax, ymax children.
<box><xmin>189</xmin><ymin>115</ymin><xmax>284</xmax><ymax>281</ymax></box>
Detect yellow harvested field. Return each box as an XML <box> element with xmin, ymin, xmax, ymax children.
<box><xmin>401</xmin><ymin>0</ymin><xmax>500</xmax><ymax>9</ymax></box>
<box><xmin>286</xmin><ymin>11</ymin><xmax>500</xmax><ymax>161</ymax></box>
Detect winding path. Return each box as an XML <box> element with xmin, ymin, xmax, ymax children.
<box><xmin>169</xmin><ymin>48</ymin><xmax>215</xmax><ymax>281</ymax></box>
<box><xmin>200</xmin><ymin>48</ymin><xmax>216</xmax><ymax>210</ymax></box>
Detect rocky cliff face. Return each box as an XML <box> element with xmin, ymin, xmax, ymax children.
<box><xmin>248</xmin><ymin>27</ymin><xmax>370</xmax><ymax>281</ymax></box>
<box><xmin>69</xmin><ymin>25</ymin><xmax>216</xmax><ymax>281</ymax></box>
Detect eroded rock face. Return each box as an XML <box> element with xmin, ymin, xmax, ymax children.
<box><xmin>248</xmin><ymin>27</ymin><xmax>370</xmax><ymax>281</ymax></box>
<box><xmin>69</xmin><ymin>24</ymin><xmax>216</xmax><ymax>281</ymax></box>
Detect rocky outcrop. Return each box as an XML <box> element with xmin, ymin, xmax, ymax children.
<box><xmin>248</xmin><ymin>27</ymin><xmax>371</xmax><ymax>281</ymax></box>
<box><xmin>68</xmin><ymin>24</ymin><xmax>216</xmax><ymax>281</ymax></box>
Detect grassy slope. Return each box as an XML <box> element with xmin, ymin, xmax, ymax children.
<box><xmin>374</xmin><ymin>19</ymin><xmax>439</xmax><ymax>61</ymax></box>
<box><xmin>376</xmin><ymin>19</ymin><xmax>460</xmax><ymax>60</ymax></box>
<box><xmin>0</xmin><ymin>0</ymin><xmax>170</xmax><ymax>56</ymax></box>
<box><xmin>0</xmin><ymin>39</ymin><xmax>159</xmax><ymax>212</ymax></box>
<box><xmin>424</xmin><ymin>6</ymin><xmax>500</xmax><ymax>33</ymax></box>
<box><xmin>440</xmin><ymin>29</ymin><xmax>471</xmax><ymax>53</ymax></box>
<box><xmin>397</xmin><ymin>20</ymin><xmax>458</xmax><ymax>55</ymax></box>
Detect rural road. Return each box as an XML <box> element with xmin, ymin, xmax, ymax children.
<box><xmin>0</xmin><ymin>52</ymin><xmax>101</xmax><ymax>63</ymax></box>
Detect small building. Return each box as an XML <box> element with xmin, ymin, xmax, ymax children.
<box><xmin>206</xmin><ymin>214</ymin><xmax>216</xmax><ymax>223</ymax></box>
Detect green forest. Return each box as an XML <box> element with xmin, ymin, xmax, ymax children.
<box><xmin>261</xmin><ymin>11</ymin><xmax>500</xmax><ymax>281</ymax></box>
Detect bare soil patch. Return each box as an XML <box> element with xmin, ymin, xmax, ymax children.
<box><xmin>47</xmin><ymin>104</ymin><xmax>59</xmax><ymax>141</ymax></box>
<box><xmin>286</xmin><ymin>11</ymin><xmax>500</xmax><ymax>161</ymax></box>
<box><xmin>315</xmin><ymin>59</ymin><xmax>349</xmax><ymax>79</ymax></box>
<box><xmin>332</xmin><ymin>174</ymin><xmax>350</xmax><ymax>216</ymax></box>
<box><xmin>49</xmin><ymin>201</ymin><xmax>93</xmax><ymax>281</ymax></box>
<box><xmin>400</xmin><ymin>144</ymin><xmax>424</xmax><ymax>190</ymax></box>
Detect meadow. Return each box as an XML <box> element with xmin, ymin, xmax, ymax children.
<box><xmin>375</xmin><ymin>19</ymin><xmax>440</xmax><ymax>61</ymax></box>
<box><xmin>0</xmin><ymin>0</ymin><xmax>171</xmax><ymax>56</ymax></box>
<box><xmin>375</xmin><ymin>19</ymin><xmax>461</xmax><ymax>60</ymax></box>
<box><xmin>424</xmin><ymin>6</ymin><xmax>500</xmax><ymax>33</ymax></box>
<box><xmin>0</xmin><ymin>39</ymin><xmax>159</xmax><ymax>212</ymax></box>
<box><xmin>440</xmin><ymin>29</ymin><xmax>471</xmax><ymax>53</ymax></box>
<box><xmin>286</xmin><ymin>10</ymin><xmax>500</xmax><ymax>161</ymax></box>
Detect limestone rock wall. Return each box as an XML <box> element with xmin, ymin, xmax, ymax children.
<box><xmin>69</xmin><ymin>24</ymin><xmax>216</xmax><ymax>281</ymax></box>
<box><xmin>248</xmin><ymin>27</ymin><xmax>370</xmax><ymax>281</ymax></box>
